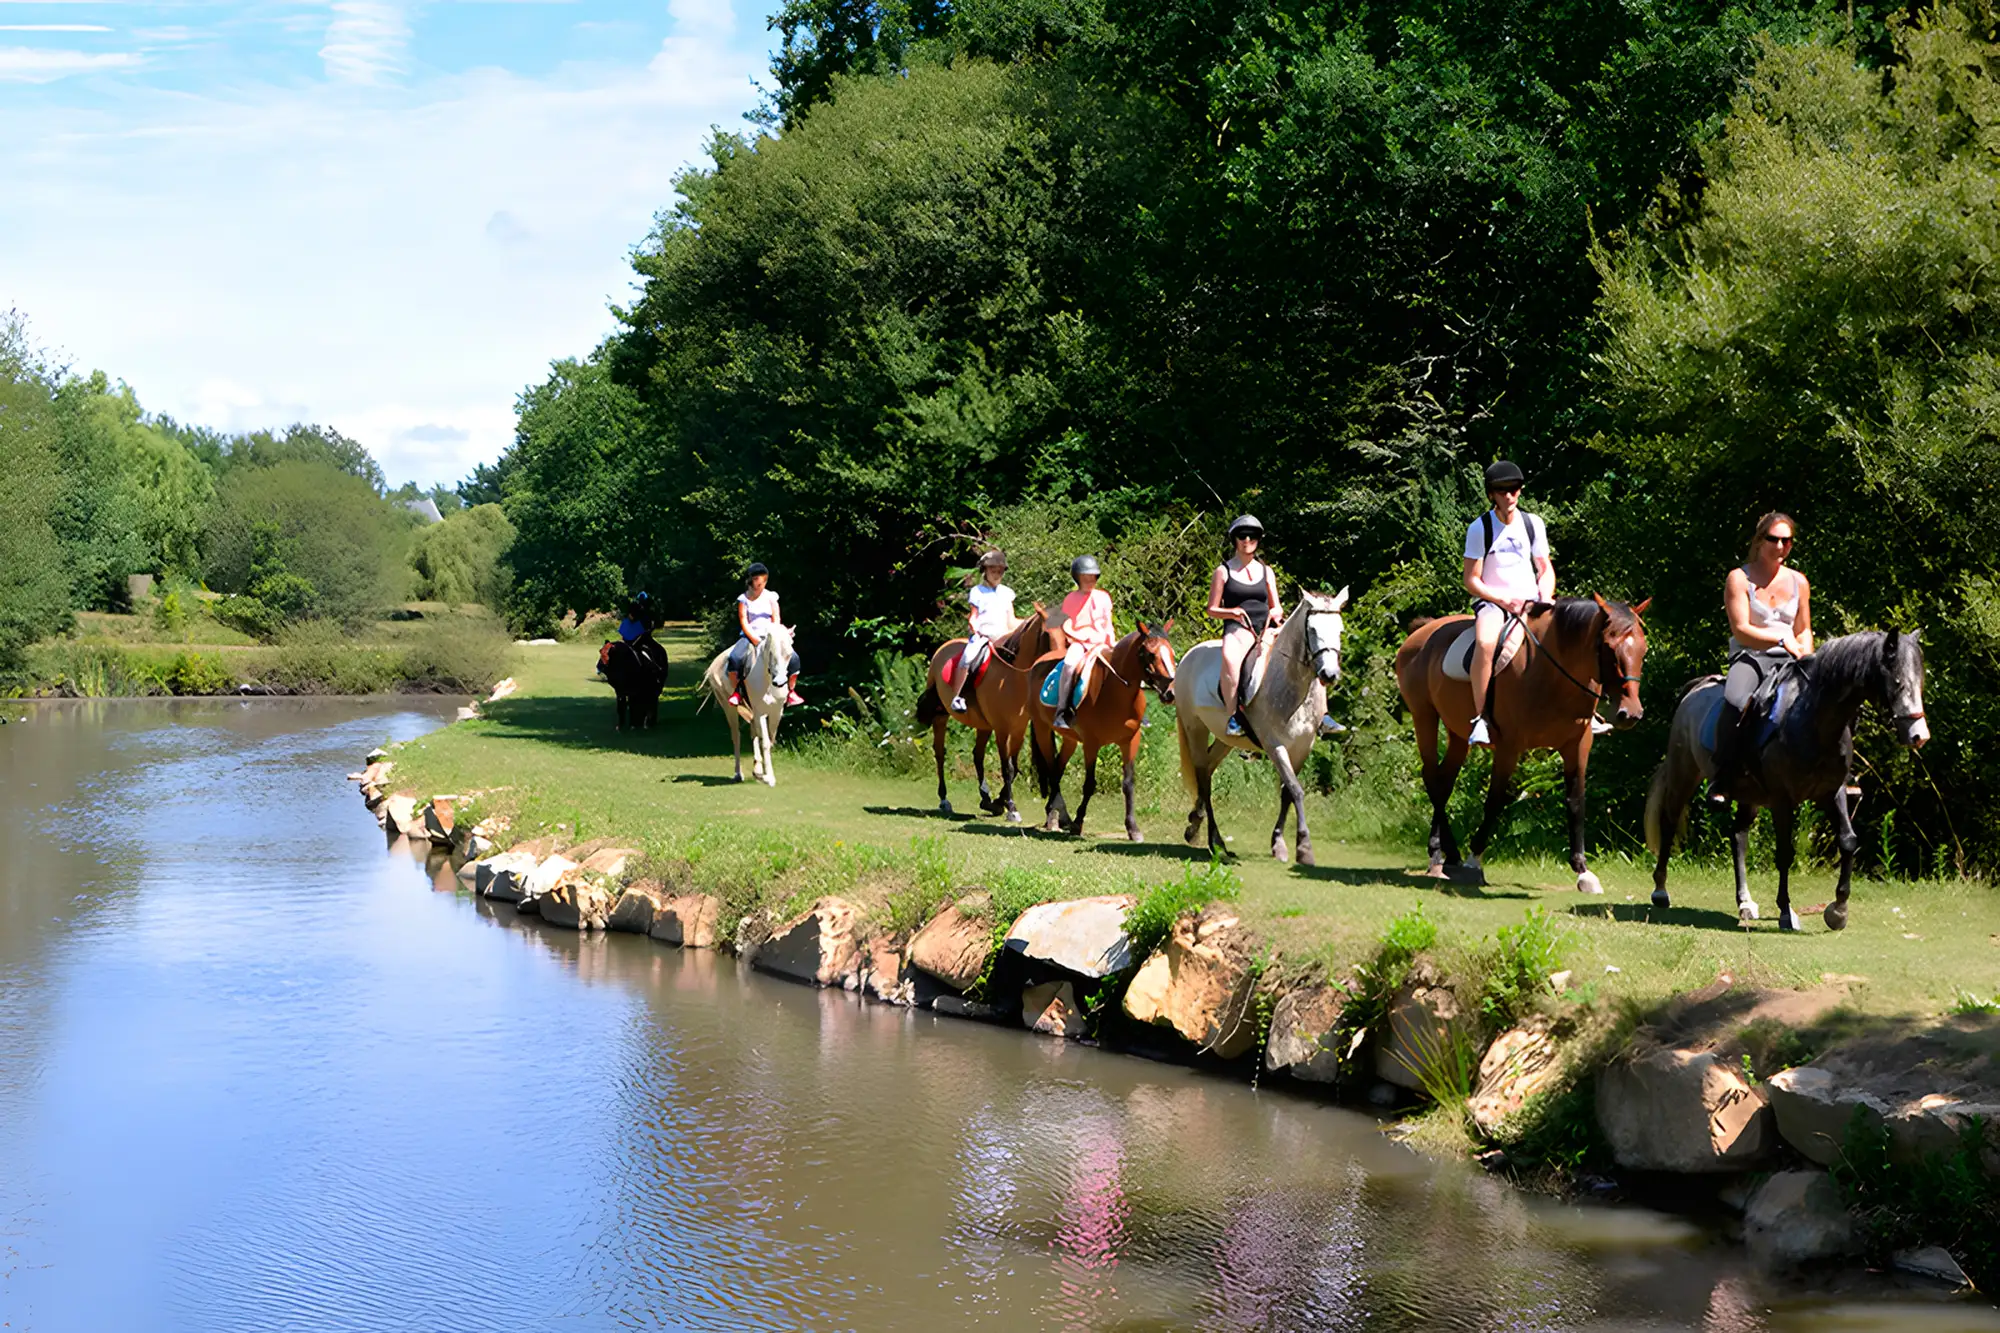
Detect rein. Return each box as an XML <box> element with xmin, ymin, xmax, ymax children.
<box><xmin>1514</xmin><ymin>611</ymin><xmax>1632</xmax><ymax>704</ymax></box>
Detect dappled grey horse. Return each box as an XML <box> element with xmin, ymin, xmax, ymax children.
<box><xmin>1645</xmin><ymin>630</ymin><xmax>1930</xmax><ymax>931</ymax></box>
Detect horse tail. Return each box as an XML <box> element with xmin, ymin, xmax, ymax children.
<box><xmin>1408</xmin><ymin>614</ymin><xmax>1436</xmax><ymax>633</ymax></box>
<box><xmin>915</xmin><ymin>679</ymin><xmax>943</xmax><ymax>726</ymax></box>
<box><xmin>1644</xmin><ymin>755</ymin><xmax>1682</xmax><ymax>859</ymax></box>
<box><xmin>1176</xmin><ymin>705</ymin><xmax>1200</xmax><ymax>801</ymax></box>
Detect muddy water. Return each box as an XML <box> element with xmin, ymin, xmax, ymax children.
<box><xmin>0</xmin><ymin>699</ymin><xmax>1993</xmax><ymax>1332</ymax></box>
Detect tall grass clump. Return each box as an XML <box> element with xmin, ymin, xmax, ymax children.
<box><xmin>398</xmin><ymin>619</ymin><xmax>512</xmax><ymax>693</ymax></box>
<box><xmin>1833</xmin><ymin>1112</ymin><xmax>1999</xmax><ymax>1290</ymax></box>
<box><xmin>265</xmin><ymin>623</ymin><xmax>401</xmax><ymax>694</ymax></box>
<box><xmin>1124</xmin><ymin>856</ymin><xmax>1241</xmax><ymax>956</ymax></box>
<box><xmin>24</xmin><ymin>642</ymin><xmax>165</xmax><ymax>696</ymax></box>
<box><xmin>1477</xmin><ymin>907</ymin><xmax>1570</xmax><ymax>1030</ymax></box>
<box><xmin>878</xmin><ymin>835</ymin><xmax>960</xmax><ymax>936</ymax></box>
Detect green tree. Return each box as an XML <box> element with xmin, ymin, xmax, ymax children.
<box><xmin>411</xmin><ymin>503</ymin><xmax>515</xmax><ymax>607</ymax></box>
<box><xmin>203</xmin><ymin>460</ymin><xmax>409</xmax><ymax>623</ymax></box>
<box><xmin>0</xmin><ymin>317</ymin><xmax>72</xmax><ymax>666</ymax></box>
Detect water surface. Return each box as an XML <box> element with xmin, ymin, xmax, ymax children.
<box><xmin>1</xmin><ymin>698</ymin><xmax>1993</xmax><ymax>1331</ymax></box>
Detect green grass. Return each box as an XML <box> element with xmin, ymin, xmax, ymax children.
<box><xmin>377</xmin><ymin>625</ymin><xmax>2000</xmax><ymax>1023</ymax></box>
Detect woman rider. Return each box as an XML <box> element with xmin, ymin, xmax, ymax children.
<box><xmin>1208</xmin><ymin>516</ymin><xmax>1282</xmax><ymax>738</ymax></box>
<box><xmin>1709</xmin><ymin>512</ymin><xmax>1813</xmax><ymax>802</ymax></box>
<box><xmin>948</xmin><ymin>551</ymin><xmax>1019</xmax><ymax>713</ymax></box>
<box><xmin>1052</xmin><ymin>555</ymin><xmax>1114</xmax><ymax>731</ymax></box>
<box><xmin>726</xmin><ymin>563</ymin><xmax>805</xmax><ymax>708</ymax></box>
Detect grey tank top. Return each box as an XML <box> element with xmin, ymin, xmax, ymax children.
<box><xmin>1730</xmin><ymin>567</ymin><xmax>1799</xmax><ymax>654</ymax></box>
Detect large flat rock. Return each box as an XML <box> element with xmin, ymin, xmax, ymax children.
<box><xmin>908</xmin><ymin>904</ymin><xmax>994</xmax><ymax>990</ymax></box>
<box><xmin>1003</xmin><ymin>895</ymin><xmax>1136</xmax><ymax>979</ymax></box>
<box><xmin>1596</xmin><ymin>1044</ymin><xmax>1772</xmax><ymax>1172</ymax></box>
<box><xmin>1264</xmin><ymin>985</ymin><xmax>1348</xmax><ymax>1084</ymax></box>
<box><xmin>754</xmin><ymin>897</ymin><xmax>862</xmax><ymax>987</ymax></box>
<box><xmin>1122</xmin><ymin>906</ymin><xmax>1259</xmax><ymax>1058</ymax></box>
<box><xmin>649</xmin><ymin>894</ymin><xmax>723</xmax><ymax>949</ymax></box>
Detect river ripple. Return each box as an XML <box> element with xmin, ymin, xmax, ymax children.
<box><xmin>0</xmin><ymin>698</ymin><xmax>1992</xmax><ymax>1331</ymax></box>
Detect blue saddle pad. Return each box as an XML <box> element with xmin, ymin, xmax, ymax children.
<box><xmin>1039</xmin><ymin>670</ymin><xmax>1061</xmax><ymax>708</ymax></box>
<box><xmin>1699</xmin><ymin>678</ymin><xmax>1790</xmax><ymax>755</ymax></box>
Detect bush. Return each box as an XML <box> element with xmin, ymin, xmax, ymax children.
<box><xmin>250</xmin><ymin>571</ymin><xmax>318</xmax><ymax>620</ymax></box>
<box><xmin>23</xmin><ymin>642</ymin><xmax>164</xmax><ymax>696</ymax></box>
<box><xmin>263</xmin><ymin>622</ymin><xmax>401</xmax><ymax>694</ymax></box>
<box><xmin>1478</xmin><ymin>908</ymin><xmax>1570</xmax><ymax>1030</ymax></box>
<box><xmin>213</xmin><ymin>595</ymin><xmax>285</xmax><ymax>641</ymax></box>
<box><xmin>203</xmin><ymin>460</ymin><xmax>407</xmax><ymax>624</ymax></box>
<box><xmin>164</xmin><ymin>651</ymin><xmax>233</xmax><ymax>696</ymax></box>
<box><xmin>396</xmin><ymin>619</ymin><xmax>514</xmax><ymax>693</ymax></box>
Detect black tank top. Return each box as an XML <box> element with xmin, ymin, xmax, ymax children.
<box><xmin>1220</xmin><ymin>563</ymin><xmax>1270</xmax><ymax>635</ymax></box>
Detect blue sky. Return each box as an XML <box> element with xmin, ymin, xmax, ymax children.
<box><xmin>0</xmin><ymin>0</ymin><xmax>779</xmax><ymax>486</ymax></box>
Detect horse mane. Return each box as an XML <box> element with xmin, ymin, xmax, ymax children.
<box><xmin>992</xmin><ymin>606</ymin><xmax>1047</xmax><ymax>663</ymax></box>
<box><xmin>1804</xmin><ymin>631</ymin><xmax>1888</xmax><ymax>698</ymax></box>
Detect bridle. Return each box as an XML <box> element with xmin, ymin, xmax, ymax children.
<box><xmin>1281</xmin><ymin>608</ymin><xmax>1343</xmax><ymax>680</ymax></box>
<box><xmin>1515</xmin><ymin>611</ymin><xmax>1639</xmax><ymax>706</ymax></box>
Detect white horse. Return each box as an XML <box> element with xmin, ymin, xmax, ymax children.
<box><xmin>1176</xmin><ymin>588</ymin><xmax>1348</xmax><ymax>864</ymax></box>
<box><xmin>703</xmin><ymin>622</ymin><xmax>794</xmax><ymax>786</ymax></box>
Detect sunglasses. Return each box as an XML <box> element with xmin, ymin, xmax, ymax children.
<box><xmin>1489</xmin><ymin>485</ymin><xmax>1522</xmax><ymax>496</ymax></box>
<box><xmin>1764</xmin><ymin>533</ymin><xmax>1794</xmax><ymax>546</ymax></box>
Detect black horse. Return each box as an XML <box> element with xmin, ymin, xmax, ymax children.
<box><xmin>1646</xmin><ymin>630</ymin><xmax>1930</xmax><ymax>931</ymax></box>
<box><xmin>601</xmin><ymin>637</ymin><xmax>670</xmax><ymax>730</ymax></box>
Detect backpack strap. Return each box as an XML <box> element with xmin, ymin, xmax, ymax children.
<box><xmin>1481</xmin><ymin>510</ymin><xmax>1495</xmax><ymax>559</ymax></box>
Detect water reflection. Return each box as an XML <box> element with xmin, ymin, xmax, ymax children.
<box><xmin>2</xmin><ymin>699</ymin><xmax>1996</xmax><ymax>1331</ymax></box>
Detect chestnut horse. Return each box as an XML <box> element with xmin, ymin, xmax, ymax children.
<box><xmin>913</xmin><ymin>606</ymin><xmax>1056</xmax><ymax>822</ymax></box>
<box><xmin>1027</xmin><ymin>622</ymin><xmax>1177</xmax><ymax>841</ymax></box>
<box><xmin>1395</xmin><ymin>596</ymin><xmax>1650</xmax><ymax>892</ymax></box>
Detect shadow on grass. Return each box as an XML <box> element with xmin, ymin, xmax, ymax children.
<box><xmin>862</xmin><ymin>804</ymin><xmax>979</xmax><ymax>824</ymax></box>
<box><xmin>478</xmin><ymin>688</ymin><xmax>742</xmax><ymax>763</ymax></box>
<box><xmin>1086</xmin><ymin>840</ymin><xmax>1211</xmax><ymax>863</ymax></box>
<box><xmin>672</xmin><ymin>774</ymin><xmax>743</xmax><ymax>788</ymax></box>
<box><xmin>1569</xmin><ymin>900</ymin><xmax>1749</xmax><ymax>933</ymax></box>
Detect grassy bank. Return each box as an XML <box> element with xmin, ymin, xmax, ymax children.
<box><xmin>6</xmin><ymin>607</ymin><xmax>512</xmax><ymax>698</ymax></box>
<box><xmin>387</xmin><ymin>625</ymin><xmax>2000</xmax><ymax>1021</ymax></box>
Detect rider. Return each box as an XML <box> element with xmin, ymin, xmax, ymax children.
<box><xmin>1709</xmin><ymin>511</ymin><xmax>1813</xmax><ymax>802</ymax></box>
<box><xmin>618</xmin><ymin>592</ymin><xmax>654</xmax><ymax>643</ymax></box>
<box><xmin>1463</xmin><ymin>460</ymin><xmax>1555</xmax><ymax>749</ymax></box>
<box><xmin>1053</xmin><ymin>555</ymin><xmax>1114</xmax><ymax>731</ymax></box>
<box><xmin>1208</xmin><ymin>516</ymin><xmax>1282</xmax><ymax>738</ymax></box>
<box><xmin>727</xmin><ymin>563</ymin><xmax>805</xmax><ymax>708</ymax></box>
<box><xmin>949</xmin><ymin>550</ymin><xmax>1019</xmax><ymax>713</ymax></box>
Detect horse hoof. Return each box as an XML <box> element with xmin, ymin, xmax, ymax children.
<box><xmin>1779</xmin><ymin>908</ymin><xmax>1802</xmax><ymax>932</ymax></box>
<box><xmin>1426</xmin><ymin>862</ymin><xmax>1447</xmax><ymax>880</ymax></box>
<box><xmin>1272</xmin><ymin>838</ymin><xmax>1288</xmax><ymax>863</ymax></box>
<box><xmin>1824</xmin><ymin>902</ymin><xmax>1849</xmax><ymax>931</ymax></box>
<box><xmin>1739</xmin><ymin>901</ymin><xmax>1760</xmax><ymax>922</ymax></box>
<box><xmin>939</xmin><ymin>800</ymin><xmax>954</xmax><ymax>816</ymax></box>
<box><xmin>1297</xmin><ymin>845</ymin><xmax>1315</xmax><ymax>868</ymax></box>
<box><xmin>1128</xmin><ymin>830</ymin><xmax>1143</xmax><ymax>843</ymax></box>
<box><xmin>1576</xmin><ymin>871</ymin><xmax>1604</xmax><ymax>895</ymax></box>
<box><xmin>1651</xmin><ymin>888</ymin><xmax>1671</xmax><ymax>909</ymax></box>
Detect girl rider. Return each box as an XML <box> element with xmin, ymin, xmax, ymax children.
<box><xmin>727</xmin><ymin>563</ymin><xmax>804</xmax><ymax>708</ymax></box>
<box><xmin>1052</xmin><ymin>556</ymin><xmax>1114</xmax><ymax>731</ymax></box>
<box><xmin>1708</xmin><ymin>512</ymin><xmax>1813</xmax><ymax>802</ymax></box>
<box><xmin>1463</xmin><ymin>460</ymin><xmax>1554</xmax><ymax>749</ymax></box>
<box><xmin>949</xmin><ymin>551</ymin><xmax>1019</xmax><ymax>713</ymax></box>
<box><xmin>1208</xmin><ymin>516</ymin><xmax>1281</xmax><ymax>738</ymax></box>
<box><xmin>618</xmin><ymin>591</ymin><xmax>654</xmax><ymax>643</ymax></box>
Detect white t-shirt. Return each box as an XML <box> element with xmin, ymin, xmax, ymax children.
<box><xmin>968</xmin><ymin>582</ymin><xmax>1016</xmax><ymax>637</ymax></box>
<box><xmin>738</xmin><ymin>589</ymin><xmax>779</xmax><ymax>638</ymax></box>
<box><xmin>1464</xmin><ymin>511</ymin><xmax>1548</xmax><ymax>601</ymax></box>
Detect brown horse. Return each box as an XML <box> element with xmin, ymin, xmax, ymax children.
<box><xmin>913</xmin><ymin>606</ymin><xmax>1056</xmax><ymax>822</ymax></box>
<box><xmin>1027</xmin><ymin>622</ymin><xmax>1177</xmax><ymax>840</ymax></box>
<box><xmin>1394</xmin><ymin>596</ymin><xmax>1651</xmax><ymax>892</ymax></box>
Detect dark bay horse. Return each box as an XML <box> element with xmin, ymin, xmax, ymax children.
<box><xmin>1646</xmin><ymin>630</ymin><xmax>1930</xmax><ymax>931</ymax></box>
<box><xmin>601</xmin><ymin>636</ymin><xmax>669</xmax><ymax>730</ymax></box>
<box><xmin>1395</xmin><ymin>596</ymin><xmax>1651</xmax><ymax>893</ymax></box>
<box><xmin>914</xmin><ymin>606</ymin><xmax>1055</xmax><ymax>822</ymax></box>
<box><xmin>1027</xmin><ymin>622</ymin><xmax>1177</xmax><ymax>841</ymax></box>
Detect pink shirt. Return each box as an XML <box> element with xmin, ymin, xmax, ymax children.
<box><xmin>1060</xmin><ymin>588</ymin><xmax>1115</xmax><ymax>651</ymax></box>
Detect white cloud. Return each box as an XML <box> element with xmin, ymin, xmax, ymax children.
<box><xmin>0</xmin><ymin>10</ymin><xmax>767</xmax><ymax>486</ymax></box>
<box><xmin>320</xmin><ymin>0</ymin><xmax>409</xmax><ymax>83</ymax></box>
<box><xmin>0</xmin><ymin>45</ymin><xmax>141</xmax><ymax>81</ymax></box>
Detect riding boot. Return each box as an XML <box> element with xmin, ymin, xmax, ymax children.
<box><xmin>1708</xmin><ymin>702</ymin><xmax>1744</xmax><ymax>803</ymax></box>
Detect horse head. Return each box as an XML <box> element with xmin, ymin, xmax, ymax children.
<box><xmin>1591</xmin><ymin>594</ymin><xmax>1652</xmax><ymax>729</ymax></box>
<box><xmin>1883</xmin><ymin>629</ymin><xmax>1930</xmax><ymax>748</ymax></box>
<box><xmin>1136</xmin><ymin>619</ymin><xmax>1177</xmax><ymax>703</ymax></box>
<box><xmin>1300</xmin><ymin>586</ymin><xmax>1349</xmax><ymax>686</ymax></box>
<box><xmin>761</xmin><ymin>623</ymin><xmax>796</xmax><ymax>696</ymax></box>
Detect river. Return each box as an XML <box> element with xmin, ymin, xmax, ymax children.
<box><xmin>1</xmin><ymin>698</ymin><xmax>1993</xmax><ymax>1331</ymax></box>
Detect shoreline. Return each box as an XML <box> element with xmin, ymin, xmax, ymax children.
<box><xmin>360</xmin><ymin>732</ymin><xmax>1999</xmax><ymax>1301</ymax></box>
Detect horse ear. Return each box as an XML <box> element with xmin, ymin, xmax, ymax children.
<box><xmin>1330</xmin><ymin>585</ymin><xmax>1350</xmax><ymax>611</ymax></box>
<box><xmin>1162</xmin><ymin>618</ymin><xmax>1174</xmax><ymax>633</ymax></box>
<box><xmin>1592</xmin><ymin>592</ymin><xmax>1610</xmax><ymax>613</ymax></box>
<box><xmin>1631</xmin><ymin>596</ymin><xmax>1652</xmax><ymax>616</ymax></box>
<box><xmin>1885</xmin><ymin>629</ymin><xmax>1900</xmax><ymax>658</ymax></box>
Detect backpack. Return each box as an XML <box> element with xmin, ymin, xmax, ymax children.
<box><xmin>1480</xmin><ymin>510</ymin><xmax>1544</xmax><ymax>562</ymax></box>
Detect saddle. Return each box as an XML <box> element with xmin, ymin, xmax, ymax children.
<box><xmin>1440</xmin><ymin>619</ymin><xmax>1524</xmax><ymax>683</ymax></box>
<box><xmin>1696</xmin><ymin>660</ymin><xmax>1805</xmax><ymax>756</ymax></box>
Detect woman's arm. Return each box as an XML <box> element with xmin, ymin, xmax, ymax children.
<box><xmin>1265</xmin><ymin>567</ymin><xmax>1283</xmax><ymax>628</ymax></box>
<box><xmin>1206</xmin><ymin>566</ymin><xmax>1241</xmax><ymax>624</ymax></box>
<box><xmin>1793</xmin><ymin>574</ymin><xmax>1814</xmax><ymax>654</ymax></box>
<box><xmin>769</xmin><ymin>593</ymin><xmax>783</xmax><ymax>629</ymax></box>
<box><xmin>737</xmin><ymin>600</ymin><xmax>756</xmax><ymax>642</ymax></box>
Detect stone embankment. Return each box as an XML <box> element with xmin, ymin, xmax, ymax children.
<box><xmin>350</xmin><ymin>755</ymin><xmax>1997</xmax><ymax>1292</ymax></box>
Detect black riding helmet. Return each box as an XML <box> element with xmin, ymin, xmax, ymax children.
<box><xmin>1227</xmin><ymin>514</ymin><xmax>1265</xmax><ymax>542</ymax></box>
<box><xmin>745</xmin><ymin>562</ymin><xmax>769</xmax><ymax>580</ymax></box>
<box><xmin>1483</xmin><ymin>460</ymin><xmax>1526</xmax><ymax>491</ymax></box>
<box><xmin>1070</xmin><ymin>555</ymin><xmax>1101</xmax><ymax>580</ymax></box>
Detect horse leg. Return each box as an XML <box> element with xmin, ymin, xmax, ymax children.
<box><xmin>1824</xmin><ymin>786</ymin><xmax>1857</xmax><ymax>931</ymax></box>
<box><xmin>1562</xmin><ymin>741</ymin><xmax>1602</xmax><ymax>895</ymax></box>
<box><xmin>1773</xmin><ymin>804</ymin><xmax>1800</xmax><ymax>932</ymax></box>
<box><xmin>999</xmin><ymin>729</ymin><xmax>1023</xmax><ymax>824</ymax></box>
<box><xmin>1067</xmin><ymin>745</ymin><xmax>1097</xmax><ymax>836</ymax></box>
<box><xmin>1121</xmin><ymin>741</ymin><xmax>1142</xmax><ymax>843</ymax></box>
<box><xmin>1731</xmin><ymin>802</ymin><xmax>1759</xmax><ymax>921</ymax></box>
<box><xmin>975</xmin><ymin>731</ymin><xmax>999</xmax><ymax>814</ymax></box>
<box><xmin>1466</xmin><ymin>745</ymin><xmax>1521</xmax><ymax>882</ymax></box>
<box><xmin>1042</xmin><ymin>735</ymin><xmax>1073</xmax><ymax>833</ymax></box>
<box><xmin>1272</xmin><ymin>746</ymin><xmax>1313</xmax><ymax>867</ymax></box>
<box><xmin>757</xmin><ymin>712</ymin><xmax>776</xmax><ymax>787</ymax></box>
<box><xmin>932</xmin><ymin>716</ymin><xmax>952</xmax><ymax>816</ymax></box>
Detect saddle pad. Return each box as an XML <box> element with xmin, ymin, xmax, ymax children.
<box><xmin>1441</xmin><ymin>622</ymin><xmax>1523</xmax><ymax>683</ymax></box>
<box><xmin>1039</xmin><ymin>670</ymin><xmax>1061</xmax><ymax>707</ymax></box>
<box><xmin>1697</xmin><ymin>678</ymin><xmax>1790</xmax><ymax>757</ymax></box>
